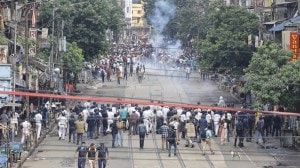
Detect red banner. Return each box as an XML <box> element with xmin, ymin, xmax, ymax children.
<box><xmin>290</xmin><ymin>32</ymin><xmax>299</xmax><ymax>61</ymax></box>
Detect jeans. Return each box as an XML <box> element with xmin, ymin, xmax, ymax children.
<box><xmin>117</xmin><ymin>130</ymin><xmax>123</xmax><ymax>146</ymax></box>
<box><xmin>69</xmin><ymin>128</ymin><xmax>76</xmax><ymax>142</ymax></box>
<box><xmin>168</xmin><ymin>142</ymin><xmax>177</xmax><ymax>156</ymax></box>
<box><xmin>139</xmin><ymin>133</ymin><xmax>146</xmax><ymax>148</ymax></box>
<box><xmin>98</xmin><ymin>159</ymin><xmax>107</xmax><ymax>168</ymax></box>
<box><xmin>77</xmin><ymin>133</ymin><xmax>83</xmax><ymax>145</ymax></box>
<box><xmin>87</xmin><ymin>128</ymin><xmax>94</xmax><ymax>139</ymax></box>
<box><xmin>78</xmin><ymin>158</ymin><xmax>86</xmax><ymax>168</ymax></box>
<box><xmin>112</xmin><ymin>133</ymin><xmax>117</xmax><ymax>147</ymax></box>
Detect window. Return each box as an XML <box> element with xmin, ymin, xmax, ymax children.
<box><xmin>137</xmin><ymin>10</ymin><xmax>141</xmax><ymax>14</ymax></box>
<box><xmin>132</xmin><ymin>0</ymin><xmax>141</xmax><ymax>4</ymax></box>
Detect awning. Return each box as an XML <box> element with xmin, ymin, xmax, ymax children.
<box><xmin>269</xmin><ymin>16</ymin><xmax>300</xmax><ymax>32</ymax></box>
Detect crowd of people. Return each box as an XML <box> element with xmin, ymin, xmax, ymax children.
<box><xmin>0</xmin><ymin>95</ymin><xmax>293</xmax><ymax>168</ymax></box>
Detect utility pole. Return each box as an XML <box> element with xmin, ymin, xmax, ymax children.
<box><xmin>12</xmin><ymin>1</ymin><xmax>18</xmax><ymax>112</ymax></box>
<box><xmin>25</xmin><ymin>8</ymin><xmax>30</xmax><ymax>119</ymax></box>
<box><xmin>49</xmin><ymin>7</ymin><xmax>56</xmax><ymax>90</ymax></box>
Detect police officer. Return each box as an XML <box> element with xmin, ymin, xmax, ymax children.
<box><xmin>74</xmin><ymin>141</ymin><xmax>87</xmax><ymax>168</ymax></box>
<box><xmin>97</xmin><ymin>142</ymin><xmax>109</xmax><ymax>168</ymax></box>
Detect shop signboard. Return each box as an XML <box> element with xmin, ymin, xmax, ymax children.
<box><xmin>290</xmin><ymin>32</ymin><xmax>299</xmax><ymax>61</ymax></box>
<box><xmin>0</xmin><ymin>64</ymin><xmax>11</xmax><ymax>102</ymax></box>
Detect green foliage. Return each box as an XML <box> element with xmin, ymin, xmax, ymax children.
<box><xmin>62</xmin><ymin>42</ymin><xmax>84</xmax><ymax>73</ymax></box>
<box><xmin>39</xmin><ymin>0</ymin><xmax>124</xmax><ymax>59</ymax></box>
<box><xmin>197</xmin><ymin>4</ymin><xmax>258</xmax><ymax>73</ymax></box>
<box><xmin>0</xmin><ymin>34</ymin><xmax>8</xmax><ymax>45</ymax></box>
<box><xmin>243</xmin><ymin>42</ymin><xmax>290</xmax><ymax>107</ymax></box>
<box><xmin>275</xmin><ymin>60</ymin><xmax>300</xmax><ymax>110</ymax></box>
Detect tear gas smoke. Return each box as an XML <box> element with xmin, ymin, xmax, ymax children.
<box><xmin>149</xmin><ymin>0</ymin><xmax>183</xmax><ymax>58</ymax></box>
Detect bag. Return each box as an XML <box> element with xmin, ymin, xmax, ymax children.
<box><xmin>138</xmin><ymin>124</ymin><xmax>146</xmax><ymax>134</ymax></box>
<box><xmin>200</xmin><ymin>130</ymin><xmax>207</xmax><ymax>140</ymax></box>
<box><xmin>167</xmin><ymin>130</ymin><xmax>176</xmax><ymax>143</ymax></box>
<box><xmin>256</xmin><ymin>120</ymin><xmax>263</xmax><ymax>132</ymax></box>
<box><xmin>236</xmin><ymin>122</ymin><xmax>243</xmax><ymax>133</ymax></box>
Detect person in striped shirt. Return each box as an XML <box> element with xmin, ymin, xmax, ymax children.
<box><xmin>160</xmin><ymin>122</ymin><xmax>169</xmax><ymax>151</ymax></box>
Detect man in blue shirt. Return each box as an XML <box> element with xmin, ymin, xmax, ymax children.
<box><xmin>119</xmin><ymin>106</ymin><xmax>128</xmax><ymax>128</ymax></box>
<box><xmin>74</xmin><ymin>141</ymin><xmax>87</xmax><ymax>168</ymax></box>
<box><xmin>97</xmin><ymin>142</ymin><xmax>109</xmax><ymax>168</ymax></box>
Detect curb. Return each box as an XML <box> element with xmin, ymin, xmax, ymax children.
<box><xmin>14</xmin><ymin>122</ymin><xmax>56</xmax><ymax>168</ymax></box>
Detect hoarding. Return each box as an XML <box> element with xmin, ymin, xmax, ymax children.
<box><xmin>290</xmin><ymin>32</ymin><xmax>299</xmax><ymax>61</ymax></box>
<box><xmin>0</xmin><ymin>45</ymin><xmax>8</xmax><ymax>64</ymax></box>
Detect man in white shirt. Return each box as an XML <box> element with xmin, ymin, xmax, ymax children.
<box><xmin>143</xmin><ymin>107</ymin><xmax>153</xmax><ymax>134</ymax></box>
<box><xmin>11</xmin><ymin>112</ymin><xmax>19</xmax><ymax>136</ymax></box>
<box><xmin>21</xmin><ymin>119</ymin><xmax>31</xmax><ymax>144</ymax></box>
<box><xmin>57</xmin><ymin>112</ymin><xmax>68</xmax><ymax>140</ymax></box>
<box><xmin>34</xmin><ymin>111</ymin><xmax>43</xmax><ymax>140</ymax></box>
<box><xmin>213</xmin><ymin>112</ymin><xmax>221</xmax><ymax>136</ymax></box>
<box><xmin>162</xmin><ymin>106</ymin><xmax>169</xmax><ymax>121</ymax></box>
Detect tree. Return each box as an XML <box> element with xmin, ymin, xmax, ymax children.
<box><xmin>39</xmin><ymin>0</ymin><xmax>124</xmax><ymax>60</ymax></box>
<box><xmin>197</xmin><ymin>4</ymin><xmax>258</xmax><ymax>73</ymax></box>
<box><xmin>243</xmin><ymin>42</ymin><xmax>290</xmax><ymax>107</ymax></box>
<box><xmin>144</xmin><ymin>0</ymin><xmax>210</xmax><ymax>46</ymax></box>
<box><xmin>275</xmin><ymin>60</ymin><xmax>300</xmax><ymax>111</ymax></box>
<box><xmin>62</xmin><ymin>42</ymin><xmax>84</xmax><ymax>85</ymax></box>
<box><xmin>62</xmin><ymin>42</ymin><xmax>84</xmax><ymax>74</ymax></box>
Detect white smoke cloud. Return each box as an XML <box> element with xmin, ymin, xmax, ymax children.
<box><xmin>149</xmin><ymin>0</ymin><xmax>183</xmax><ymax>58</ymax></box>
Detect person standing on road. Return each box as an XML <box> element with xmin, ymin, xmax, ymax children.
<box><xmin>137</xmin><ymin>120</ymin><xmax>147</xmax><ymax>149</ymax></box>
<box><xmin>68</xmin><ymin>114</ymin><xmax>76</xmax><ymax>143</ymax></box>
<box><xmin>129</xmin><ymin>63</ymin><xmax>133</xmax><ymax>77</ymax></box>
<box><xmin>21</xmin><ymin>118</ymin><xmax>31</xmax><ymax>144</ymax></box>
<box><xmin>34</xmin><ymin>111</ymin><xmax>43</xmax><ymax>140</ymax></box>
<box><xmin>86</xmin><ymin>112</ymin><xmax>96</xmax><ymax>139</ymax></box>
<box><xmin>185</xmin><ymin>120</ymin><xmax>195</xmax><ymax>148</ymax></box>
<box><xmin>129</xmin><ymin>110</ymin><xmax>139</xmax><ymax>135</ymax></box>
<box><xmin>185</xmin><ymin>66</ymin><xmax>191</xmax><ymax>79</ymax></box>
<box><xmin>202</xmin><ymin>125</ymin><xmax>215</xmax><ymax>155</ymax></box>
<box><xmin>75</xmin><ymin>116</ymin><xmax>86</xmax><ymax>145</ymax></box>
<box><xmin>111</xmin><ymin>118</ymin><xmax>118</xmax><ymax>148</ymax></box>
<box><xmin>234</xmin><ymin>119</ymin><xmax>244</xmax><ymax>147</ymax></box>
<box><xmin>74</xmin><ymin>141</ymin><xmax>87</xmax><ymax>168</ymax></box>
<box><xmin>160</xmin><ymin>121</ymin><xmax>169</xmax><ymax>151</ymax></box>
<box><xmin>167</xmin><ymin>125</ymin><xmax>177</xmax><ymax>157</ymax></box>
<box><xmin>87</xmin><ymin>143</ymin><xmax>97</xmax><ymax>168</ymax></box>
<box><xmin>116</xmin><ymin>117</ymin><xmax>124</xmax><ymax>147</ymax></box>
<box><xmin>97</xmin><ymin>142</ymin><xmax>109</xmax><ymax>168</ymax></box>
<box><xmin>116</xmin><ymin>68</ymin><xmax>122</xmax><ymax>84</ymax></box>
<box><xmin>123</xmin><ymin>66</ymin><xmax>128</xmax><ymax>81</ymax></box>
<box><xmin>213</xmin><ymin>112</ymin><xmax>221</xmax><ymax>137</ymax></box>
<box><xmin>220</xmin><ymin>118</ymin><xmax>228</xmax><ymax>145</ymax></box>
<box><xmin>57</xmin><ymin>112</ymin><xmax>68</xmax><ymax>140</ymax></box>
<box><xmin>198</xmin><ymin>115</ymin><xmax>207</xmax><ymax>143</ymax></box>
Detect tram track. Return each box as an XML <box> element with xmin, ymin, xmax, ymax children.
<box><xmin>151</xmin><ymin>130</ymin><xmax>165</xmax><ymax>168</ymax></box>
<box><xmin>197</xmin><ymin>142</ymin><xmax>215</xmax><ymax>168</ymax></box>
<box><xmin>128</xmin><ymin>134</ymin><xmax>135</xmax><ymax>168</ymax></box>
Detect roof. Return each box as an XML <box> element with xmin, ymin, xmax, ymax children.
<box><xmin>269</xmin><ymin>16</ymin><xmax>300</xmax><ymax>32</ymax></box>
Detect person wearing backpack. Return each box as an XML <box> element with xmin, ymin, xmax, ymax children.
<box><xmin>137</xmin><ymin>120</ymin><xmax>147</xmax><ymax>149</ymax></box>
<box><xmin>167</xmin><ymin>125</ymin><xmax>177</xmax><ymax>157</ymax></box>
<box><xmin>74</xmin><ymin>141</ymin><xmax>88</xmax><ymax>168</ymax></box>
<box><xmin>234</xmin><ymin>119</ymin><xmax>244</xmax><ymax>147</ymax></box>
<box><xmin>87</xmin><ymin>143</ymin><xmax>97</xmax><ymax>168</ymax></box>
<box><xmin>97</xmin><ymin>142</ymin><xmax>109</xmax><ymax>168</ymax></box>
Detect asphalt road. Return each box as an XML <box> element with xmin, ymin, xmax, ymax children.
<box><xmin>19</xmin><ymin>67</ymin><xmax>299</xmax><ymax>168</ymax></box>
